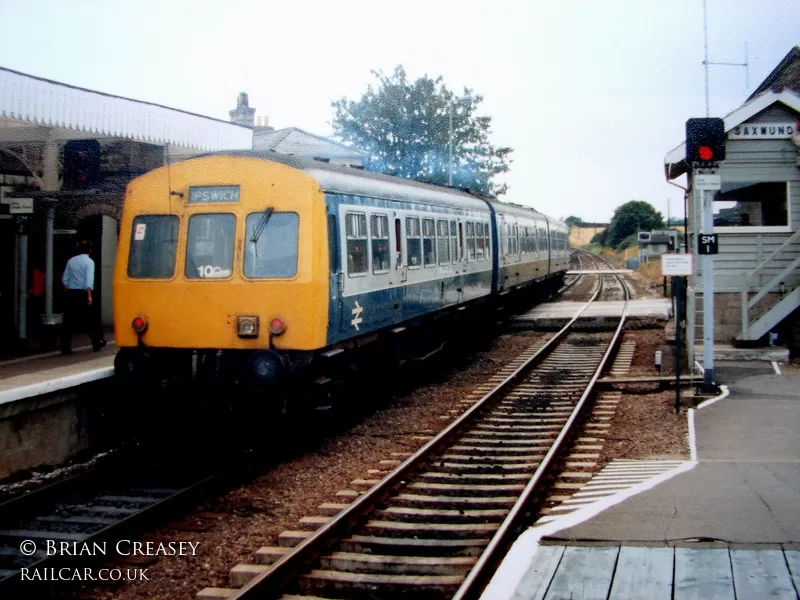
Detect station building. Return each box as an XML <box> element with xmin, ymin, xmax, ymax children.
<box><xmin>0</xmin><ymin>70</ymin><xmax>365</xmax><ymax>351</ymax></box>
<box><xmin>664</xmin><ymin>46</ymin><xmax>800</xmax><ymax>356</ymax></box>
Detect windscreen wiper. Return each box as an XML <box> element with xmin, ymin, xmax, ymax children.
<box><xmin>250</xmin><ymin>207</ymin><xmax>275</xmax><ymax>244</ymax></box>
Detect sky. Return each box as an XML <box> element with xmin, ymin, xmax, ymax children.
<box><xmin>0</xmin><ymin>0</ymin><xmax>798</xmax><ymax>223</ymax></box>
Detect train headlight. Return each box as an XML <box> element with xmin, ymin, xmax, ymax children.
<box><xmin>131</xmin><ymin>316</ymin><xmax>148</xmax><ymax>334</ymax></box>
<box><xmin>237</xmin><ymin>316</ymin><xmax>260</xmax><ymax>338</ymax></box>
<box><xmin>269</xmin><ymin>317</ymin><xmax>286</xmax><ymax>336</ymax></box>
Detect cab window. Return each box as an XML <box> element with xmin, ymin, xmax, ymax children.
<box><xmin>185</xmin><ymin>214</ymin><xmax>235</xmax><ymax>279</ymax></box>
<box><xmin>128</xmin><ymin>215</ymin><xmax>178</xmax><ymax>278</ymax></box>
<box><xmin>244</xmin><ymin>212</ymin><xmax>299</xmax><ymax>278</ymax></box>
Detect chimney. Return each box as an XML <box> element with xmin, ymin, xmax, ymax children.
<box><xmin>254</xmin><ymin>115</ymin><xmax>272</xmax><ymax>130</ymax></box>
<box><xmin>229</xmin><ymin>92</ymin><xmax>256</xmax><ymax>127</ymax></box>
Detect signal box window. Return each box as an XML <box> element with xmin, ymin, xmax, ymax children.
<box><xmin>128</xmin><ymin>215</ymin><xmax>178</xmax><ymax>278</ymax></box>
<box><xmin>406</xmin><ymin>217</ymin><xmax>421</xmax><ymax>267</ymax></box>
<box><xmin>185</xmin><ymin>214</ymin><xmax>235</xmax><ymax>279</ymax></box>
<box><xmin>346</xmin><ymin>212</ymin><xmax>368</xmax><ymax>275</ymax></box>
<box><xmin>713</xmin><ymin>182</ymin><xmax>789</xmax><ymax>230</ymax></box>
<box><xmin>371</xmin><ymin>214</ymin><xmax>390</xmax><ymax>273</ymax></box>
<box><xmin>422</xmin><ymin>218</ymin><xmax>436</xmax><ymax>267</ymax></box>
<box><xmin>437</xmin><ymin>220</ymin><xmax>450</xmax><ymax>264</ymax></box>
<box><xmin>244</xmin><ymin>212</ymin><xmax>299</xmax><ymax>278</ymax></box>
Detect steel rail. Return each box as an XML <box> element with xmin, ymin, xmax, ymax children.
<box><xmin>230</xmin><ymin>267</ymin><xmax>609</xmax><ymax>599</ymax></box>
<box><xmin>0</xmin><ymin>467</ymin><xmax>217</xmax><ymax>595</ymax></box>
<box><xmin>452</xmin><ymin>260</ymin><xmax>631</xmax><ymax>600</ymax></box>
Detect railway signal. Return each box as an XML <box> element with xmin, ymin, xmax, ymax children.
<box><xmin>686</xmin><ymin>117</ymin><xmax>726</xmax><ymax>393</ymax></box>
<box><xmin>686</xmin><ymin>118</ymin><xmax>726</xmax><ymax>165</ymax></box>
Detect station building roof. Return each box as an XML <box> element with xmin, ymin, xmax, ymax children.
<box><xmin>747</xmin><ymin>46</ymin><xmax>800</xmax><ymax>101</ymax></box>
<box><xmin>663</xmin><ymin>89</ymin><xmax>800</xmax><ymax>180</ymax></box>
<box><xmin>253</xmin><ymin>126</ymin><xmax>367</xmax><ymax>164</ymax></box>
<box><xmin>0</xmin><ymin>66</ymin><xmax>252</xmax><ymax>151</ymax></box>
<box><xmin>664</xmin><ymin>46</ymin><xmax>800</xmax><ymax>181</ymax></box>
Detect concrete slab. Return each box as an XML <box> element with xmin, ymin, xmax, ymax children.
<box><xmin>516</xmin><ymin>299</ymin><xmax>672</xmax><ymax>321</ymax></box>
<box><xmin>695</xmin><ymin>344</ymin><xmax>790</xmax><ymax>362</ymax></box>
<box><xmin>543</xmin><ymin>366</ymin><xmax>800</xmax><ymax>546</ymax></box>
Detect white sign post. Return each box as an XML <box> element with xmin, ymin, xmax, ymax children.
<box><xmin>661</xmin><ymin>254</ymin><xmax>693</xmax><ymax>276</ymax></box>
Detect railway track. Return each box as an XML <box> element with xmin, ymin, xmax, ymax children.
<box><xmin>199</xmin><ymin>263</ymin><xmax>630</xmax><ymax>600</ymax></box>
<box><xmin>0</xmin><ymin>463</ymin><xmax>216</xmax><ymax>596</ymax></box>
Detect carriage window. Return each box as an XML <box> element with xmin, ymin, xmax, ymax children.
<box><xmin>406</xmin><ymin>216</ymin><xmax>421</xmax><ymax>267</ymax></box>
<box><xmin>483</xmin><ymin>223</ymin><xmax>491</xmax><ymax>259</ymax></box>
<box><xmin>346</xmin><ymin>212</ymin><xmax>368</xmax><ymax>275</ymax></box>
<box><xmin>128</xmin><ymin>215</ymin><xmax>178</xmax><ymax>278</ymax></box>
<box><xmin>244</xmin><ymin>212</ymin><xmax>299</xmax><ymax>278</ymax></box>
<box><xmin>422</xmin><ymin>218</ymin><xmax>436</xmax><ymax>267</ymax></box>
<box><xmin>476</xmin><ymin>222</ymin><xmax>485</xmax><ymax>261</ymax></box>
<box><xmin>450</xmin><ymin>221</ymin><xmax>458</xmax><ymax>263</ymax></box>
<box><xmin>466</xmin><ymin>222</ymin><xmax>476</xmax><ymax>261</ymax></box>
<box><xmin>371</xmin><ymin>214</ymin><xmax>390</xmax><ymax>273</ymax></box>
<box><xmin>185</xmin><ymin>214</ymin><xmax>235</xmax><ymax>279</ymax></box>
<box><xmin>437</xmin><ymin>220</ymin><xmax>450</xmax><ymax>264</ymax></box>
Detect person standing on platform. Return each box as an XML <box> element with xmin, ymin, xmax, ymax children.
<box><xmin>61</xmin><ymin>240</ymin><xmax>107</xmax><ymax>355</ymax></box>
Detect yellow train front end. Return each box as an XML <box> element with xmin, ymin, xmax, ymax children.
<box><xmin>113</xmin><ymin>155</ymin><xmax>329</xmax><ymax>416</ymax></box>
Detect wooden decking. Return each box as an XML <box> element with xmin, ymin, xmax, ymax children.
<box><xmin>511</xmin><ymin>545</ymin><xmax>800</xmax><ymax>599</ymax></box>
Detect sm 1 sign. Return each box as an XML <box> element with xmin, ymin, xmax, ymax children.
<box><xmin>698</xmin><ymin>234</ymin><xmax>718</xmax><ymax>255</ymax></box>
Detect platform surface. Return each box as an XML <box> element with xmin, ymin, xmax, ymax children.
<box><xmin>485</xmin><ymin>360</ymin><xmax>800</xmax><ymax>599</ymax></box>
<box><xmin>507</xmin><ymin>545</ymin><xmax>800</xmax><ymax>600</ymax></box>
<box><xmin>516</xmin><ymin>299</ymin><xmax>673</xmax><ymax>320</ymax></box>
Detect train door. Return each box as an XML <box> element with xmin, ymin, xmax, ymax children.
<box><xmin>393</xmin><ymin>215</ymin><xmax>407</xmax><ymax>283</ymax></box>
<box><xmin>458</xmin><ymin>221</ymin><xmax>466</xmax><ymax>272</ymax></box>
<box><xmin>370</xmin><ymin>213</ymin><xmax>392</xmax><ymax>287</ymax></box>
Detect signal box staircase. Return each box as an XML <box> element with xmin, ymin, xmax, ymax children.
<box><xmin>736</xmin><ymin>229</ymin><xmax>800</xmax><ymax>343</ymax></box>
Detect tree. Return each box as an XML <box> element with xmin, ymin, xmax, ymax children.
<box><xmin>331</xmin><ymin>66</ymin><xmax>512</xmax><ymax>197</ymax></box>
<box><xmin>605</xmin><ymin>201</ymin><xmax>664</xmax><ymax>249</ymax></box>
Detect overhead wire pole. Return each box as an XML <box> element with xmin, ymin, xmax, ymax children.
<box><xmin>702</xmin><ymin>0</ymin><xmax>750</xmax><ymax>115</ymax></box>
<box><xmin>703</xmin><ymin>0</ymin><xmax>710</xmax><ymax>117</ymax></box>
<box><xmin>448</xmin><ymin>103</ymin><xmax>453</xmax><ymax>186</ymax></box>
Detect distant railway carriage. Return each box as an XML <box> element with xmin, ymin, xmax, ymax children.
<box><xmin>113</xmin><ymin>151</ymin><xmax>568</xmax><ymax>414</ymax></box>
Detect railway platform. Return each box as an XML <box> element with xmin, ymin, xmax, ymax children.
<box><xmin>483</xmin><ymin>359</ymin><xmax>800</xmax><ymax>599</ymax></box>
<box><xmin>0</xmin><ymin>333</ymin><xmax>115</xmax><ymax>405</ymax></box>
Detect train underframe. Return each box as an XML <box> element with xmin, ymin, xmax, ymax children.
<box><xmin>112</xmin><ymin>273</ymin><xmax>564</xmax><ymax>450</ymax></box>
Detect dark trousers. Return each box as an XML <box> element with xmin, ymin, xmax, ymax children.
<box><xmin>61</xmin><ymin>289</ymin><xmax>104</xmax><ymax>352</ymax></box>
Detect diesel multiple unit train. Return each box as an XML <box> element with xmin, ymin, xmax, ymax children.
<box><xmin>113</xmin><ymin>151</ymin><xmax>569</xmax><ymax>416</ymax></box>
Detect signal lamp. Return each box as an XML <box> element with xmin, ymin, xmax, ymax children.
<box><xmin>131</xmin><ymin>317</ymin><xmax>147</xmax><ymax>333</ymax></box>
<box><xmin>698</xmin><ymin>146</ymin><xmax>714</xmax><ymax>161</ymax></box>
<box><xmin>269</xmin><ymin>317</ymin><xmax>286</xmax><ymax>335</ymax></box>
<box><xmin>686</xmin><ymin>118</ymin><xmax>726</xmax><ymax>164</ymax></box>
<box><xmin>237</xmin><ymin>315</ymin><xmax>259</xmax><ymax>338</ymax></box>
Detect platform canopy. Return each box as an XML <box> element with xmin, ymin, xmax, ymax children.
<box><xmin>663</xmin><ymin>89</ymin><xmax>800</xmax><ymax>180</ymax></box>
<box><xmin>0</xmin><ymin>66</ymin><xmax>252</xmax><ymax>151</ymax></box>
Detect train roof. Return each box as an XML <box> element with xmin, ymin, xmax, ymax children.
<box><xmin>193</xmin><ymin>149</ymin><xmax>563</xmax><ymax>226</ymax></box>
<box><xmin>195</xmin><ymin>150</ymin><xmax>490</xmax><ymax>212</ymax></box>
